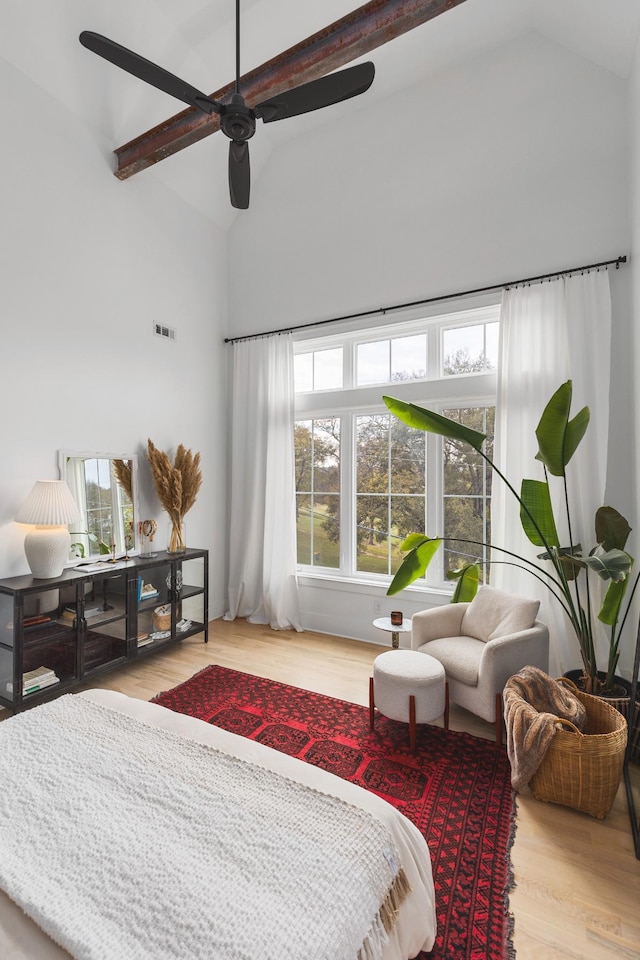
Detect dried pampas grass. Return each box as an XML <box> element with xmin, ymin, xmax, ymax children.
<box><xmin>147</xmin><ymin>440</ymin><xmax>202</xmax><ymax>551</ymax></box>
<box><xmin>113</xmin><ymin>459</ymin><xmax>133</xmax><ymax>499</ymax></box>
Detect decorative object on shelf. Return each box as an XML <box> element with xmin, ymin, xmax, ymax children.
<box><xmin>138</xmin><ymin>579</ymin><xmax>159</xmax><ymax>602</ymax></box>
<box><xmin>166</xmin><ymin>569</ymin><xmax>183</xmax><ymax>599</ymax></box>
<box><xmin>147</xmin><ymin>440</ymin><xmax>202</xmax><ymax>555</ymax></box>
<box><xmin>167</xmin><ymin>520</ymin><xmax>186</xmax><ymax>555</ymax></box>
<box><xmin>15</xmin><ymin>481</ymin><xmax>81</xmax><ymax>579</ymax></box>
<box><xmin>390</xmin><ymin>611</ymin><xmax>403</xmax><ymax>626</ymax></box>
<box><xmin>152</xmin><ymin>604</ymin><xmax>172</xmax><ymax>632</ymax></box>
<box><xmin>138</xmin><ymin>519</ymin><xmax>157</xmax><ymax>558</ymax></box>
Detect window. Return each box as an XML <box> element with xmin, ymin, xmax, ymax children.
<box><xmin>294</xmin><ymin>303</ymin><xmax>498</xmax><ymax>589</ymax></box>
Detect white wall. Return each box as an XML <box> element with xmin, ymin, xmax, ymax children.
<box><xmin>0</xmin><ymin>56</ymin><xmax>229</xmax><ymax>615</ymax></box>
<box><xmin>228</xmin><ymin>32</ymin><xmax>634</xmax><ymax>653</ymax></box>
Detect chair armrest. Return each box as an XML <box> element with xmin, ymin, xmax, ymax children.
<box><xmin>411</xmin><ymin>603</ymin><xmax>469</xmax><ymax>649</ymax></box>
<box><xmin>479</xmin><ymin>621</ymin><xmax>550</xmax><ymax>690</ymax></box>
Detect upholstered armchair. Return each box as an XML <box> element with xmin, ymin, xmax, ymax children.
<box><xmin>411</xmin><ymin>585</ymin><xmax>549</xmax><ymax>745</ymax></box>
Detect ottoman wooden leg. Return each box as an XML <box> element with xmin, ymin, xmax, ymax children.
<box><xmin>369</xmin><ymin>676</ymin><xmax>375</xmax><ymax>730</ymax></box>
<box><xmin>444</xmin><ymin>680</ymin><xmax>450</xmax><ymax>730</ymax></box>
<box><xmin>409</xmin><ymin>695</ymin><xmax>416</xmax><ymax>752</ymax></box>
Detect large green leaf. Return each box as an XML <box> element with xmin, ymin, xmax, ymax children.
<box><xmin>519</xmin><ymin>479</ymin><xmax>560</xmax><ymax>547</ymax></box>
<box><xmin>534</xmin><ymin>381</ymin><xmax>590</xmax><ymax>477</ymax></box>
<box><xmin>387</xmin><ymin>536</ymin><xmax>442</xmax><ymax>595</ymax></box>
<box><xmin>447</xmin><ymin>563</ymin><xmax>480</xmax><ymax>603</ymax></box>
<box><xmin>583</xmin><ymin>546</ymin><xmax>632</xmax><ymax>582</ymax></box>
<box><xmin>383</xmin><ymin>397</ymin><xmax>486</xmax><ymax>451</ymax></box>
<box><xmin>598</xmin><ymin>575</ymin><xmax>630</xmax><ymax>626</ymax></box>
<box><xmin>595</xmin><ymin>505</ymin><xmax>632</xmax><ymax>552</ymax></box>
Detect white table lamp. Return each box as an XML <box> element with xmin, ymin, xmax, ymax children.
<box><xmin>16</xmin><ymin>480</ymin><xmax>81</xmax><ymax>579</ymax></box>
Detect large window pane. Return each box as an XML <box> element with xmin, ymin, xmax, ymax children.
<box><xmin>442</xmin><ymin>406</ymin><xmax>494</xmax><ymax>577</ymax></box>
<box><xmin>295</xmin><ymin>418</ymin><xmax>340</xmax><ymax>569</ymax></box>
<box><xmin>356</xmin><ymin>496</ymin><xmax>389</xmax><ymax>574</ymax></box>
<box><xmin>296</xmin><ymin>493</ymin><xmax>312</xmax><ymax>565</ymax></box>
<box><xmin>390</xmin><ymin>418</ymin><xmax>425</xmax><ymax>495</ymax></box>
<box><xmin>356</xmin><ymin>414</ymin><xmax>426</xmax><ymax>576</ymax></box>
<box><xmin>391</xmin><ymin>495</ymin><xmax>425</xmax><ymax>572</ymax></box>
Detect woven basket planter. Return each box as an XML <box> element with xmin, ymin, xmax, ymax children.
<box><xmin>529</xmin><ymin>678</ymin><xmax>628</xmax><ymax>819</ymax></box>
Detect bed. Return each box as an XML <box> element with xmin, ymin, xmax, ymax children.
<box><xmin>0</xmin><ymin>689</ymin><xmax>436</xmax><ymax>960</ymax></box>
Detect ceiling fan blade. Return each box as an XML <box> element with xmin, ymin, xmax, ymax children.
<box><xmin>229</xmin><ymin>140</ymin><xmax>250</xmax><ymax>209</ymax></box>
<box><xmin>255</xmin><ymin>61</ymin><xmax>374</xmax><ymax>124</ymax></box>
<box><xmin>79</xmin><ymin>31</ymin><xmax>222</xmax><ymax>115</ymax></box>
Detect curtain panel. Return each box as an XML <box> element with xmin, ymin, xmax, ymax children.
<box><xmin>492</xmin><ymin>270</ymin><xmax>612</xmax><ymax>676</ymax></box>
<box><xmin>225</xmin><ymin>333</ymin><xmax>301</xmax><ymax>630</ymax></box>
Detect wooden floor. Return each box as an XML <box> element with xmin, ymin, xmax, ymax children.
<box><xmin>16</xmin><ymin>619</ymin><xmax>640</xmax><ymax>958</ymax></box>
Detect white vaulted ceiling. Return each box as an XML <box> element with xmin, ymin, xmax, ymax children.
<box><xmin>3</xmin><ymin>0</ymin><xmax>639</xmax><ymax>230</ymax></box>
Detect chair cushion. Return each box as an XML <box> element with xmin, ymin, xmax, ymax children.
<box><xmin>460</xmin><ymin>585</ymin><xmax>539</xmax><ymax>643</ymax></box>
<box><xmin>416</xmin><ymin>636</ymin><xmax>485</xmax><ymax>686</ymax></box>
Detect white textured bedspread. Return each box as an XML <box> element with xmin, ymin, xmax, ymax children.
<box><xmin>0</xmin><ymin>693</ymin><xmax>418</xmax><ymax>960</ymax></box>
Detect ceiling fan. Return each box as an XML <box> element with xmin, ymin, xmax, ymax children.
<box><xmin>79</xmin><ymin>2</ymin><xmax>375</xmax><ymax>210</ymax></box>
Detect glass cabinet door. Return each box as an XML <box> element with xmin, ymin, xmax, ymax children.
<box><xmin>80</xmin><ymin>571</ymin><xmax>128</xmax><ymax>675</ymax></box>
<box><xmin>173</xmin><ymin>555</ymin><xmax>208</xmax><ymax>641</ymax></box>
<box><xmin>135</xmin><ymin>561</ymin><xmax>173</xmax><ymax>652</ymax></box>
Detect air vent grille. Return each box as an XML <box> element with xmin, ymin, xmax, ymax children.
<box><xmin>154</xmin><ymin>322</ymin><xmax>177</xmax><ymax>342</ymax></box>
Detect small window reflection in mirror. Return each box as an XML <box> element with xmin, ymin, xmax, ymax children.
<box><xmin>59</xmin><ymin>452</ymin><xmax>138</xmax><ymax>561</ymax></box>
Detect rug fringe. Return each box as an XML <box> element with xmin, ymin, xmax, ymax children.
<box><xmin>503</xmin><ymin>793</ymin><xmax>519</xmax><ymax>960</ymax></box>
<box><xmin>151</xmin><ymin>663</ymin><xmax>215</xmax><ymax>703</ymax></box>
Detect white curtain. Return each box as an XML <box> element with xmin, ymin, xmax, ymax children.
<box><xmin>492</xmin><ymin>270</ymin><xmax>612</xmax><ymax>675</ymax></box>
<box><xmin>225</xmin><ymin>333</ymin><xmax>302</xmax><ymax>630</ymax></box>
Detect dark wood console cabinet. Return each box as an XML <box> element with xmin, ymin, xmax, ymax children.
<box><xmin>0</xmin><ymin>548</ymin><xmax>208</xmax><ymax>712</ymax></box>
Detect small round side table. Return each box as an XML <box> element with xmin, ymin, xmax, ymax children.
<box><xmin>373</xmin><ymin>616</ymin><xmax>412</xmax><ymax>650</ymax></box>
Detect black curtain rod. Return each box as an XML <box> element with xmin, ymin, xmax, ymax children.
<box><xmin>224</xmin><ymin>254</ymin><xmax>627</xmax><ymax>344</ymax></box>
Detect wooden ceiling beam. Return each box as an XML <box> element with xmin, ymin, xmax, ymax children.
<box><xmin>114</xmin><ymin>0</ymin><xmax>467</xmax><ymax>179</ymax></box>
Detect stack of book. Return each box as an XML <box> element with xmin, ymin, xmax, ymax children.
<box><xmin>138</xmin><ymin>579</ymin><xmax>159</xmax><ymax>602</ymax></box>
<box><xmin>22</xmin><ymin>666</ymin><xmax>60</xmax><ymax>695</ymax></box>
<box><xmin>61</xmin><ymin>604</ymin><xmax>105</xmax><ymax>623</ymax></box>
<box><xmin>136</xmin><ymin>632</ymin><xmax>154</xmax><ymax>648</ymax></box>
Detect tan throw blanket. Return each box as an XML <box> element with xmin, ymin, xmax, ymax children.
<box><xmin>503</xmin><ymin>666</ymin><xmax>587</xmax><ymax>790</ymax></box>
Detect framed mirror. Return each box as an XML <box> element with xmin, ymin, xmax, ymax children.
<box><xmin>58</xmin><ymin>451</ymin><xmax>139</xmax><ymax>561</ymax></box>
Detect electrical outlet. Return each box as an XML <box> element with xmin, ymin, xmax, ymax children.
<box><xmin>374</xmin><ymin>600</ymin><xmax>383</xmax><ymax>615</ymax></box>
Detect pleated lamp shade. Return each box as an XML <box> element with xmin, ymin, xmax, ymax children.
<box><xmin>16</xmin><ymin>481</ymin><xmax>81</xmax><ymax>579</ymax></box>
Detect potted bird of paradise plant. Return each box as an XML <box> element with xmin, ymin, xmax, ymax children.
<box><xmin>384</xmin><ymin>380</ymin><xmax>639</xmax><ymax>699</ymax></box>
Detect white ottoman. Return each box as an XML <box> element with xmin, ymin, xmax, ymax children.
<box><xmin>369</xmin><ymin>650</ymin><xmax>449</xmax><ymax>751</ymax></box>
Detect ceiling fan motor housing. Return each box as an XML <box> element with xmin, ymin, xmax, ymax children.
<box><xmin>220</xmin><ymin>94</ymin><xmax>256</xmax><ymax>142</ymax></box>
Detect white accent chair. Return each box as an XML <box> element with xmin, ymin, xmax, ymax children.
<box><xmin>411</xmin><ymin>585</ymin><xmax>549</xmax><ymax>745</ymax></box>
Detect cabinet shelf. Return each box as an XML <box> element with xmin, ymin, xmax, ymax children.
<box><xmin>0</xmin><ymin>548</ymin><xmax>208</xmax><ymax>712</ymax></box>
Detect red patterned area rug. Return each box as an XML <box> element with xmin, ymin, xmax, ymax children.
<box><xmin>152</xmin><ymin>664</ymin><xmax>516</xmax><ymax>960</ymax></box>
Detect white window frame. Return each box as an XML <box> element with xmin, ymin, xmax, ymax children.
<box><xmin>294</xmin><ymin>296</ymin><xmax>500</xmax><ymax>592</ymax></box>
